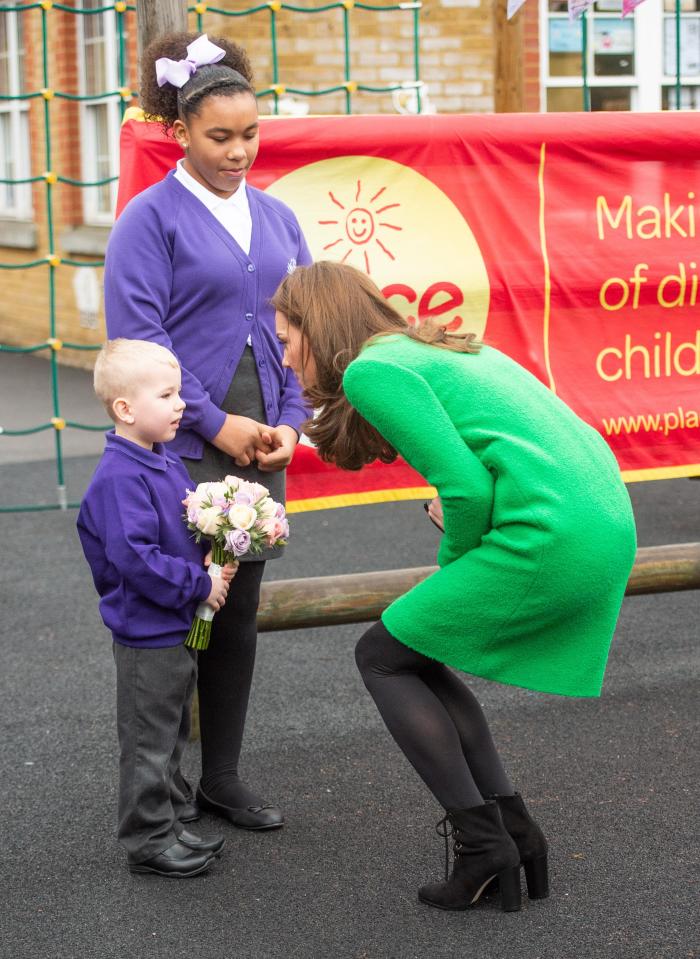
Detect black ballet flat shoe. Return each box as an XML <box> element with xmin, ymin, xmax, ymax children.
<box><xmin>196</xmin><ymin>783</ymin><xmax>284</xmax><ymax>831</ymax></box>
<box><xmin>179</xmin><ymin>800</ymin><xmax>201</xmax><ymax>824</ymax></box>
<box><xmin>128</xmin><ymin>841</ymin><xmax>214</xmax><ymax>878</ymax></box>
<box><xmin>177</xmin><ymin>827</ymin><xmax>225</xmax><ymax>856</ymax></box>
<box><xmin>174</xmin><ymin>771</ymin><xmax>201</xmax><ymax>823</ymax></box>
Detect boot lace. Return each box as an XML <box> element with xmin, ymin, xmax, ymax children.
<box><xmin>435</xmin><ymin>815</ymin><xmax>468</xmax><ymax>880</ymax></box>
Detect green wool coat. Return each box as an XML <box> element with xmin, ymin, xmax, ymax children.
<box><xmin>343</xmin><ymin>335</ymin><xmax>637</xmax><ymax>697</ymax></box>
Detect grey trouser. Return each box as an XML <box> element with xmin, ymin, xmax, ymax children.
<box><xmin>113</xmin><ymin>642</ymin><xmax>197</xmax><ymax>864</ymax></box>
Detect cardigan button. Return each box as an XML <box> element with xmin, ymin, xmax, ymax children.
<box><xmin>245</xmin><ymin>312</ymin><xmax>253</xmax><ymax>321</ymax></box>
<box><xmin>258</xmin><ymin>359</ymin><xmax>265</xmax><ymax>367</ymax></box>
<box><xmin>247</xmin><ymin>263</ymin><xmax>255</xmax><ymax>272</ymax></box>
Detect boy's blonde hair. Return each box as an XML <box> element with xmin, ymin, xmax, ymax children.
<box><xmin>94</xmin><ymin>338</ymin><xmax>180</xmax><ymax>420</ymax></box>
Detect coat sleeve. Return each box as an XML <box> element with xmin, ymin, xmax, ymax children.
<box><xmin>98</xmin><ymin>472</ymin><xmax>212</xmax><ymax>608</ymax></box>
<box><xmin>103</xmin><ymin>199</ymin><xmax>226</xmax><ymax>442</ymax></box>
<box><xmin>343</xmin><ymin>357</ymin><xmax>494</xmax><ymax>566</ymax></box>
<box><xmin>275</xmin><ymin>223</ymin><xmax>314</xmax><ymax>433</ymax></box>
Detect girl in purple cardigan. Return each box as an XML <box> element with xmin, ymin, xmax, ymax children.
<box><xmin>104</xmin><ymin>33</ymin><xmax>312</xmax><ymax>832</ymax></box>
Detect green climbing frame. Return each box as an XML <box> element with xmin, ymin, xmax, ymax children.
<box><xmin>0</xmin><ymin>0</ymin><xmax>423</xmax><ymax>513</ymax></box>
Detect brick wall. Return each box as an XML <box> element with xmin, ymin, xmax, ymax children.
<box><xmin>0</xmin><ymin>1</ymin><xmax>540</xmax><ymax>369</ymax></box>
<box><xmin>203</xmin><ymin>0</ymin><xmax>501</xmax><ymax>116</ymax></box>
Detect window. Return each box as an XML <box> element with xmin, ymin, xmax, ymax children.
<box><xmin>542</xmin><ymin>0</ymin><xmax>700</xmax><ymax>111</ymax></box>
<box><xmin>543</xmin><ymin>0</ymin><xmax>641</xmax><ymax>110</ymax></box>
<box><xmin>78</xmin><ymin>1</ymin><xmax>120</xmax><ymax>224</ymax></box>
<box><xmin>0</xmin><ymin>4</ymin><xmax>31</xmax><ymax>219</ymax></box>
<box><xmin>662</xmin><ymin>0</ymin><xmax>700</xmax><ymax>108</ymax></box>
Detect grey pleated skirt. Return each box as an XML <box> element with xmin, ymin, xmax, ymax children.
<box><xmin>182</xmin><ymin>346</ymin><xmax>286</xmax><ymax>562</ymax></box>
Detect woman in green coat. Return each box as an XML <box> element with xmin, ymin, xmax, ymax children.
<box><xmin>272</xmin><ymin>261</ymin><xmax>637</xmax><ymax>915</ymax></box>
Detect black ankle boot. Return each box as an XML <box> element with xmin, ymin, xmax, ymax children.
<box><xmin>488</xmin><ymin>792</ymin><xmax>549</xmax><ymax>899</ymax></box>
<box><xmin>418</xmin><ymin>801</ymin><xmax>521</xmax><ymax>912</ymax></box>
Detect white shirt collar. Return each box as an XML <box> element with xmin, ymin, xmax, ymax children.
<box><xmin>175</xmin><ymin>158</ymin><xmax>248</xmax><ymax>212</ymax></box>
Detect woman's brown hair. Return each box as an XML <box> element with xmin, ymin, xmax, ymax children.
<box><xmin>271</xmin><ymin>261</ymin><xmax>481</xmax><ymax>471</ymax></box>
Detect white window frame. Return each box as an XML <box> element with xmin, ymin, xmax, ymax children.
<box><xmin>659</xmin><ymin>0</ymin><xmax>700</xmax><ymax>108</ymax></box>
<box><xmin>0</xmin><ymin>5</ymin><xmax>32</xmax><ymax>220</ymax></box>
<box><xmin>77</xmin><ymin>3</ymin><xmax>120</xmax><ymax>226</ymax></box>
<box><xmin>539</xmin><ymin>0</ymin><xmax>674</xmax><ymax>112</ymax></box>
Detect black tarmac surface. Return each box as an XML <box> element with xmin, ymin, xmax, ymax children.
<box><xmin>1</xmin><ymin>353</ymin><xmax>698</xmax><ymax>959</ymax></box>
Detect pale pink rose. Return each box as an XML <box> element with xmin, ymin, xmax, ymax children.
<box><xmin>228</xmin><ymin>503</ymin><xmax>257</xmax><ymax>531</ymax></box>
<box><xmin>197</xmin><ymin>505</ymin><xmax>224</xmax><ymax>536</ymax></box>
<box><xmin>241</xmin><ymin>481</ymin><xmax>269</xmax><ymax>503</ymax></box>
<box><xmin>270</xmin><ymin>519</ymin><xmax>286</xmax><ymax>543</ymax></box>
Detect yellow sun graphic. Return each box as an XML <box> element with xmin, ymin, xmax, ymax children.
<box><xmin>319</xmin><ymin>180</ymin><xmax>402</xmax><ymax>275</ymax></box>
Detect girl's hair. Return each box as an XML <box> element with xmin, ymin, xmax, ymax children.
<box><xmin>140</xmin><ymin>32</ymin><xmax>254</xmax><ymax>131</ymax></box>
<box><xmin>271</xmin><ymin>261</ymin><xmax>481</xmax><ymax>471</ymax></box>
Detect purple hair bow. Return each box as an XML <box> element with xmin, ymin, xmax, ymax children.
<box><xmin>155</xmin><ymin>34</ymin><xmax>226</xmax><ymax>89</ymax></box>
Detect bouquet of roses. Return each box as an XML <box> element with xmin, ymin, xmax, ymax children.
<box><xmin>182</xmin><ymin>475</ymin><xmax>289</xmax><ymax>651</ymax></box>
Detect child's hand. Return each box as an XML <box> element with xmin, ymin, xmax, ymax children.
<box><xmin>256</xmin><ymin>425</ymin><xmax>298</xmax><ymax>473</ymax></box>
<box><xmin>212</xmin><ymin>414</ymin><xmax>274</xmax><ymax>468</ymax></box>
<box><xmin>426</xmin><ymin>496</ymin><xmax>444</xmax><ymax>532</ymax></box>
<box><xmin>220</xmin><ymin>561</ymin><xmax>239</xmax><ymax>583</ymax></box>
<box><xmin>204</xmin><ymin>573</ymin><xmax>230</xmax><ymax>612</ymax></box>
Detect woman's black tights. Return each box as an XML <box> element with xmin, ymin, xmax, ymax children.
<box><xmin>196</xmin><ymin>561</ymin><xmax>266</xmax><ymax>808</ymax></box>
<box><xmin>355</xmin><ymin>621</ymin><xmax>513</xmax><ymax>811</ymax></box>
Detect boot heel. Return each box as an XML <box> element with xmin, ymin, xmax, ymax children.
<box><xmin>523</xmin><ymin>854</ymin><xmax>549</xmax><ymax>899</ymax></box>
<box><xmin>498</xmin><ymin>866</ymin><xmax>522</xmax><ymax>912</ymax></box>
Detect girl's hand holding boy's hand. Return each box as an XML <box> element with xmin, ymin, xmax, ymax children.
<box><xmin>212</xmin><ymin>414</ymin><xmax>273</xmax><ymax>468</ymax></box>
<box><xmin>256</xmin><ymin>425</ymin><xmax>298</xmax><ymax>472</ymax></box>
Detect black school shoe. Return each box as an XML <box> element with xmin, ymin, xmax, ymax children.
<box><xmin>128</xmin><ymin>840</ymin><xmax>214</xmax><ymax>878</ymax></box>
<box><xmin>196</xmin><ymin>783</ymin><xmax>284</xmax><ymax>831</ymax></box>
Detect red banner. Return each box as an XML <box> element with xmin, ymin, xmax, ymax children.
<box><xmin>117</xmin><ymin>109</ymin><xmax>700</xmax><ymax>508</ymax></box>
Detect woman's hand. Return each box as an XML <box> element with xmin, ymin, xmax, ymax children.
<box><xmin>427</xmin><ymin>496</ymin><xmax>444</xmax><ymax>532</ymax></box>
<box><xmin>255</xmin><ymin>425</ymin><xmax>299</xmax><ymax>473</ymax></box>
<box><xmin>211</xmin><ymin>414</ymin><xmax>272</xmax><ymax>467</ymax></box>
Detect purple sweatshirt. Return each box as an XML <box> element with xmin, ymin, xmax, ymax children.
<box><xmin>103</xmin><ymin>172</ymin><xmax>312</xmax><ymax>460</ymax></box>
<box><xmin>77</xmin><ymin>433</ymin><xmax>211</xmax><ymax>648</ymax></box>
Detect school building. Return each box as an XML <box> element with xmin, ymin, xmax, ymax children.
<box><xmin>0</xmin><ymin>0</ymin><xmax>697</xmax><ymax>365</ymax></box>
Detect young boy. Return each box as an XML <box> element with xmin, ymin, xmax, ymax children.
<box><xmin>77</xmin><ymin>339</ymin><xmax>236</xmax><ymax>877</ymax></box>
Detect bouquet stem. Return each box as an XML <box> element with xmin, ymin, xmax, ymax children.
<box><xmin>185</xmin><ymin>543</ymin><xmax>235</xmax><ymax>652</ymax></box>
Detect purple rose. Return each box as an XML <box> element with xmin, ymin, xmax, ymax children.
<box><xmin>234</xmin><ymin>491</ymin><xmax>254</xmax><ymax>506</ymax></box>
<box><xmin>274</xmin><ymin>503</ymin><xmax>286</xmax><ymax>520</ymax></box>
<box><xmin>225</xmin><ymin>528</ymin><xmax>251</xmax><ymax>557</ymax></box>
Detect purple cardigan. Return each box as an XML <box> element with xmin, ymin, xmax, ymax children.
<box><xmin>77</xmin><ymin>433</ymin><xmax>211</xmax><ymax>647</ymax></box>
<box><xmin>104</xmin><ymin>172</ymin><xmax>312</xmax><ymax>460</ymax></box>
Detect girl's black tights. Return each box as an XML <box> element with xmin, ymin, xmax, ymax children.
<box><xmin>196</xmin><ymin>561</ymin><xmax>266</xmax><ymax>808</ymax></box>
<box><xmin>355</xmin><ymin>620</ymin><xmax>513</xmax><ymax>811</ymax></box>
